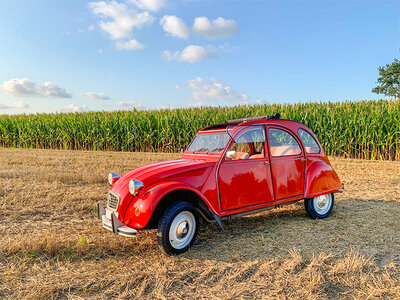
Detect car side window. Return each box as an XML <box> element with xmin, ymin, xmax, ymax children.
<box><xmin>298</xmin><ymin>128</ymin><xmax>321</xmax><ymax>154</ymax></box>
<box><xmin>225</xmin><ymin>128</ymin><xmax>265</xmax><ymax>160</ymax></box>
<box><xmin>268</xmin><ymin>128</ymin><xmax>301</xmax><ymax>157</ymax></box>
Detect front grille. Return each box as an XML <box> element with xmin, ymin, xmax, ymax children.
<box><xmin>107</xmin><ymin>191</ymin><xmax>120</xmax><ymax>211</ymax></box>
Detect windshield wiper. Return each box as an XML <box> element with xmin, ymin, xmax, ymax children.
<box><xmin>194</xmin><ymin>148</ymin><xmax>210</xmax><ymax>153</ymax></box>
<box><xmin>209</xmin><ymin>147</ymin><xmax>224</xmax><ymax>153</ymax></box>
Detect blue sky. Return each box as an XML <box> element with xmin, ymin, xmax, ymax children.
<box><xmin>0</xmin><ymin>0</ymin><xmax>399</xmax><ymax>114</ymax></box>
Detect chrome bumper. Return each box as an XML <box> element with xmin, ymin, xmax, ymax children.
<box><xmin>97</xmin><ymin>202</ymin><xmax>137</xmax><ymax>237</ymax></box>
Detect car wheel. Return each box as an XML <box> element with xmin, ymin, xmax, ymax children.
<box><xmin>304</xmin><ymin>193</ymin><xmax>334</xmax><ymax>219</ymax></box>
<box><xmin>157</xmin><ymin>201</ymin><xmax>199</xmax><ymax>255</ymax></box>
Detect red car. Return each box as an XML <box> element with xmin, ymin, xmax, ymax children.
<box><xmin>98</xmin><ymin>114</ymin><xmax>343</xmax><ymax>254</ymax></box>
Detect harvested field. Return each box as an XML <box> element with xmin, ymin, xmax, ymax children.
<box><xmin>0</xmin><ymin>148</ymin><xmax>399</xmax><ymax>299</ymax></box>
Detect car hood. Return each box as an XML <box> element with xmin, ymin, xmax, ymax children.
<box><xmin>113</xmin><ymin>159</ymin><xmax>215</xmax><ymax>192</ymax></box>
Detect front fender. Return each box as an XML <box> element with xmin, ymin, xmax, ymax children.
<box><xmin>123</xmin><ymin>181</ymin><xmax>215</xmax><ymax>229</ymax></box>
<box><xmin>304</xmin><ymin>159</ymin><xmax>342</xmax><ymax>198</ymax></box>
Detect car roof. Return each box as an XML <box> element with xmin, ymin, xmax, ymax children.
<box><xmin>199</xmin><ymin>117</ymin><xmax>312</xmax><ymax>133</ymax></box>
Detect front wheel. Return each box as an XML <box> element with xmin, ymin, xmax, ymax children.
<box><xmin>157</xmin><ymin>202</ymin><xmax>199</xmax><ymax>255</ymax></box>
<box><xmin>304</xmin><ymin>193</ymin><xmax>334</xmax><ymax>219</ymax></box>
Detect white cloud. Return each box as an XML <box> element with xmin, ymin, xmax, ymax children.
<box><xmin>187</xmin><ymin>77</ymin><xmax>248</xmax><ymax>102</ymax></box>
<box><xmin>255</xmin><ymin>98</ymin><xmax>268</xmax><ymax>105</ymax></box>
<box><xmin>115</xmin><ymin>38</ymin><xmax>145</xmax><ymax>50</ymax></box>
<box><xmin>174</xmin><ymin>84</ymin><xmax>180</xmax><ymax>90</ymax></box>
<box><xmin>56</xmin><ymin>104</ymin><xmax>88</xmax><ymax>113</ymax></box>
<box><xmin>116</xmin><ymin>101</ymin><xmax>144</xmax><ymax>110</ymax></box>
<box><xmin>88</xmin><ymin>25</ymin><xmax>96</xmax><ymax>31</ymax></box>
<box><xmin>89</xmin><ymin>1</ymin><xmax>153</xmax><ymax>40</ymax></box>
<box><xmin>163</xmin><ymin>45</ymin><xmax>215</xmax><ymax>63</ymax></box>
<box><xmin>158</xmin><ymin>104</ymin><xmax>174</xmax><ymax>110</ymax></box>
<box><xmin>160</xmin><ymin>15</ymin><xmax>239</xmax><ymax>40</ymax></box>
<box><xmin>192</xmin><ymin>17</ymin><xmax>239</xmax><ymax>39</ymax></box>
<box><xmin>15</xmin><ymin>101</ymin><xmax>29</xmax><ymax>108</ymax></box>
<box><xmin>85</xmin><ymin>92</ymin><xmax>110</xmax><ymax>101</ymax></box>
<box><xmin>1</xmin><ymin>78</ymin><xmax>72</xmax><ymax>98</ymax></box>
<box><xmin>160</xmin><ymin>15</ymin><xmax>190</xmax><ymax>39</ymax></box>
<box><xmin>0</xmin><ymin>101</ymin><xmax>29</xmax><ymax>110</ymax></box>
<box><xmin>129</xmin><ymin>0</ymin><xmax>166</xmax><ymax>11</ymax></box>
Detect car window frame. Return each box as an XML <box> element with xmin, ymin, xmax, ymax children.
<box><xmin>266</xmin><ymin>126</ymin><xmax>304</xmax><ymax>158</ymax></box>
<box><xmin>223</xmin><ymin>126</ymin><xmax>268</xmax><ymax>162</ymax></box>
<box><xmin>297</xmin><ymin>128</ymin><xmax>321</xmax><ymax>155</ymax></box>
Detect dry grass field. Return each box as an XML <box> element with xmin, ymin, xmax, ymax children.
<box><xmin>1</xmin><ymin>148</ymin><xmax>400</xmax><ymax>299</ymax></box>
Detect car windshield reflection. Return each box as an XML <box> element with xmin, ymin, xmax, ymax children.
<box><xmin>187</xmin><ymin>132</ymin><xmax>230</xmax><ymax>153</ymax></box>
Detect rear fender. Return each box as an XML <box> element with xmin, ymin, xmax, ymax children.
<box><xmin>123</xmin><ymin>181</ymin><xmax>217</xmax><ymax>229</ymax></box>
<box><xmin>304</xmin><ymin>159</ymin><xmax>342</xmax><ymax>198</ymax></box>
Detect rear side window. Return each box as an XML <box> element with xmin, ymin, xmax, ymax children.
<box><xmin>298</xmin><ymin>129</ymin><xmax>321</xmax><ymax>154</ymax></box>
<box><xmin>268</xmin><ymin>128</ymin><xmax>301</xmax><ymax>157</ymax></box>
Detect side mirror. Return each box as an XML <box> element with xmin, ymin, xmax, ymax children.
<box><xmin>226</xmin><ymin>150</ymin><xmax>236</xmax><ymax>160</ymax></box>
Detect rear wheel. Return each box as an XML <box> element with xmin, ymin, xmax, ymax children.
<box><xmin>157</xmin><ymin>201</ymin><xmax>199</xmax><ymax>255</ymax></box>
<box><xmin>304</xmin><ymin>193</ymin><xmax>334</xmax><ymax>219</ymax></box>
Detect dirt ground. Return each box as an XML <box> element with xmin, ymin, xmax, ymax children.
<box><xmin>0</xmin><ymin>148</ymin><xmax>399</xmax><ymax>299</ymax></box>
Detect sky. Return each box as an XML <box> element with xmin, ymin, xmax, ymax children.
<box><xmin>0</xmin><ymin>0</ymin><xmax>399</xmax><ymax>115</ymax></box>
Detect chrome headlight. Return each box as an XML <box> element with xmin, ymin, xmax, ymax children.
<box><xmin>108</xmin><ymin>172</ymin><xmax>121</xmax><ymax>185</ymax></box>
<box><xmin>129</xmin><ymin>179</ymin><xmax>144</xmax><ymax>195</ymax></box>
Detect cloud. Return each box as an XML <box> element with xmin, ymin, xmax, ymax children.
<box><xmin>158</xmin><ymin>104</ymin><xmax>174</xmax><ymax>110</ymax></box>
<box><xmin>163</xmin><ymin>45</ymin><xmax>215</xmax><ymax>63</ymax></box>
<box><xmin>129</xmin><ymin>0</ymin><xmax>166</xmax><ymax>11</ymax></box>
<box><xmin>187</xmin><ymin>77</ymin><xmax>248</xmax><ymax>102</ymax></box>
<box><xmin>0</xmin><ymin>101</ymin><xmax>29</xmax><ymax>110</ymax></box>
<box><xmin>56</xmin><ymin>104</ymin><xmax>88</xmax><ymax>113</ymax></box>
<box><xmin>85</xmin><ymin>92</ymin><xmax>110</xmax><ymax>101</ymax></box>
<box><xmin>160</xmin><ymin>15</ymin><xmax>239</xmax><ymax>40</ymax></box>
<box><xmin>116</xmin><ymin>101</ymin><xmax>144</xmax><ymax>110</ymax></box>
<box><xmin>255</xmin><ymin>98</ymin><xmax>268</xmax><ymax>105</ymax></box>
<box><xmin>89</xmin><ymin>1</ymin><xmax>153</xmax><ymax>40</ymax></box>
<box><xmin>160</xmin><ymin>15</ymin><xmax>190</xmax><ymax>39</ymax></box>
<box><xmin>115</xmin><ymin>38</ymin><xmax>145</xmax><ymax>50</ymax></box>
<box><xmin>174</xmin><ymin>84</ymin><xmax>180</xmax><ymax>90</ymax></box>
<box><xmin>192</xmin><ymin>17</ymin><xmax>239</xmax><ymax>39</ymax></box>
<box><xmin>1</xmin><ymin>78</ymin><xmax>71</xmax><ymax>98</ymax></box>
<box><xmin>15</xmin><ymin>101</ymin><xmax>29</xmax><ymax>108</ymax></box>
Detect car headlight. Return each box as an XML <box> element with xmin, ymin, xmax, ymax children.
<box><xmin>108</xmin><ymin>172</ymin><xmax>121</xmax><ymax>185</ymax></box>
<box><xmin>129</xmin><ymin>179</ymin><xmax>144</xmax><ymax>195</ymax></box>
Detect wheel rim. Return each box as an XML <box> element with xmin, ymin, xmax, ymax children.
<box><xmin>313</xmin><ymin>194</ymin><xmax>332</xmax><ymax>215</ymax></box>
<box><xmin>169</xmin><ymin>211</ymin><xmax>196</xmax><ymax>250</ymax></box>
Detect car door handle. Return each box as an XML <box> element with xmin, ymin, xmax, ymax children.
<box><xmin>301</xmin><ymin>158</ymin><xmax>306</xmax><ymax>162</ymax></box>
<box><xmin>264</xmin><ymin>161</ymin><xmax>270</xmax><ymax>165</ymax></box>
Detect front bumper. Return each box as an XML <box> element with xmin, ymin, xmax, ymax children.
<box><xmin>97</xmin><ymin>202</ymin><xmax>137</xmax><ymax>237</ymax></box>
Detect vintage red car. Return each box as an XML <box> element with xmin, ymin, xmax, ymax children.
<box><xmin>98</xmin><ymin>114</ymin><xmax>343</xmax><ymax>254</ymax></box>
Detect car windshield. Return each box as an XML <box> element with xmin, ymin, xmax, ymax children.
<box><xmin>187</xmin><ymin>132</ymin><xmax>230</xmax><ymax>153</ymax></box>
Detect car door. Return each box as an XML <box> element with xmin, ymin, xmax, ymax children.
<box><xmin>218</xmin><ymin>126</ymin><xmax>274</xmax><ymax>211</ymax></box>
<box><xmin>267</xmin><ymin>126</ymin><xmax>305</xmax><ymax>200</ymax></box>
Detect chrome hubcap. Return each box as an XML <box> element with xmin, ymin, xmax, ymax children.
<box><xmin>176</xmin><ymin>221</ymin><xmax>189</xmax><ymax>239</ymax></box>
<box><xmin>169</xmin><ymin>211</ymin><xmax>196</xmax><ymax>250</ymax></box>
<box><xmin>313</xmin><ymin>194</ymin><xmax>332</xmax><ymax>215</ymax></box>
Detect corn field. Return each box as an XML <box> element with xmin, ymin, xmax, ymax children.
<box><xmin>0</xmin><ymin>100</ymin><xmax>399</xmax><ymax>160</ymax></box>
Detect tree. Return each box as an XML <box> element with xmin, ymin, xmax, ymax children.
<box><xmin>372</xmin><ymin>57</ymin><xmax>400</xmax><ymax>99</ymax></box>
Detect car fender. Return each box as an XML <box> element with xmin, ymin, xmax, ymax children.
<box><xmin>304</xmin><ymin>159</ymin><xmax>342</xmax><ymax>198</ymax></box>
<box><xmin>123</xmin><ymin>181</ymin><xmax>217</xmax><ymax>229</ymax></box>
